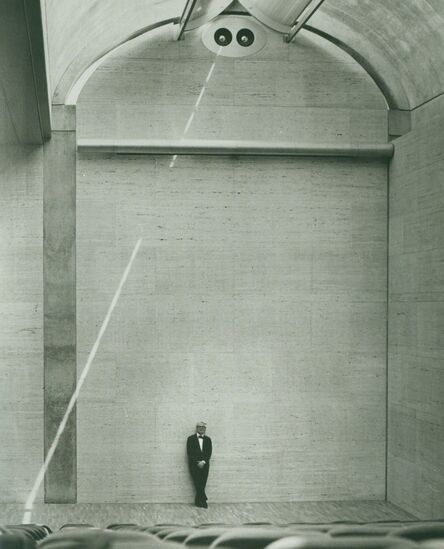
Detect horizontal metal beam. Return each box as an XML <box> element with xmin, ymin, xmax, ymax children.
<box><xmin>285</xmin><ymin>0</ymin><xmax>326</xmax><ymax>43</ymax></box>
<box><xmin>77</xmin><ymin>138</ymin><xmax>394</xmax><ymax>159</ymax></box>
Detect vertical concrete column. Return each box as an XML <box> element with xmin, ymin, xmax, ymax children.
<box><xmin>43</xmin><ymin>105</ymin><xmax>76</xmax><ymax>502</ymax></box>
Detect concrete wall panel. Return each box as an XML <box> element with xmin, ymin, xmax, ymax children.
<box><xmin>43</xmin><ymin>108</ymin><xmax>77</xmax><ymax>502</ymax></box>
<box><xmin>388</xmin><ymin>93</ymin><xmax>444</xmax><ymax>518</ymax></box>
<box><xmin>0</xmin><ymin>145</ymin><xmax>43</xmax><ymax>503</ymax></box>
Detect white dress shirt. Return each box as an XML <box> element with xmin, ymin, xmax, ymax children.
<box><xmin>197</xmin><ymin>433</ymin><xmax>204</xmax><ymax>452</ymax></box>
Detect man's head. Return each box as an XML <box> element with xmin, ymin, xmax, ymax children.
<box><xmin>196</xmin><ymin>421</ymin><xmax>207</xmax><ymax>435</ymax></box>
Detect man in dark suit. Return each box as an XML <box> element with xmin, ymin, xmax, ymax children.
<box><xmin>187</xmin><ymin>421</ymin><xmax>212</xmax><ymax>508</ymax></box>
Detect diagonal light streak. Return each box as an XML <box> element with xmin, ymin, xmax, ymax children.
<box><xmin>183</xmin><ymin>111</ymin><xmax>196</xmax><ymax>135</ymax></box>
<box><xmin>169</xmin><ymin>46</ymin><xmax>222</xmax><ymax>169</ymax></box>
<box><xmin>22</xmin><ymin>238</ymin><xmax>143</xmax><ymax>524</ymax></box>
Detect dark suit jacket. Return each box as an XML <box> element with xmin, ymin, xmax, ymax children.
<box><xmin>187</xmin><ymin>434</ymin><xmax>212</xmax><ymax>464</ymax></box>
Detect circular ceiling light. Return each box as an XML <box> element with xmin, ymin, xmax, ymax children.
<box><xmin>201</xmin><ymin>15</ymin><xmax>267</xmax><ymax>58</ymax></box>
<box><xmin>214</xmin><ymin>27</ymin><xmax>233</xmax><ymax>46</ymax></box>
<box><xmin>237</xmin><ymin>28</ymin><xmax>255</xmax><ymax>47</ymax></box>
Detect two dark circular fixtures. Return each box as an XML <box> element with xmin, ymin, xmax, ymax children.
<box><xmin>214</xmin><ymin>27</ymin><xmax>255</xmax><ymax>47</ymax></box>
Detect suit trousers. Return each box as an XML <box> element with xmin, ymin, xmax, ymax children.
<box><xmin>189</xmin><ymin>461</ymin><xmax>209</xmax><ymax>503</ymax></box>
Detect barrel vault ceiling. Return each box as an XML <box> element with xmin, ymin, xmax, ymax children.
<box><xmin>44</xmin><ymin>0</ymin><xmax>444</xmax><ymax>110</ymax></box>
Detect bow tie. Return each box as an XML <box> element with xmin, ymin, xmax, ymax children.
<box><xmin>198</xmin><ymin>435</ymin><xmax>204</xmax><ymax>439</ymax></box>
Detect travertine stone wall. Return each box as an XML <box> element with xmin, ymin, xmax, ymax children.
<box><xmin>76</xmin><ymin>154</ymin><xmax>387</xmax><ymax>502</ymax></box>
<box><xmin>0</xmin><ymin>145</ymin><xmax>43</xmax><ymax>502</ymax></box>
<box><xmin>75</xmin><ymin>22</ymin><xmax>388</xmax><ymax>502</ymax></box>
<box><xmin>77</xmin><ymin>25</ymin><xmax>387</xmax><ymax>144</ymax></box>
<box><xmin>388</xmin><ymin>94</ymin><xmax>444</xmax><ymax>518</ymax></box>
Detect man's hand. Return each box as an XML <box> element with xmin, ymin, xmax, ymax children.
<box><xmin>197</xmin><ymin>460</ymin><xmax>206</xmax><ymax>468</ymax></box>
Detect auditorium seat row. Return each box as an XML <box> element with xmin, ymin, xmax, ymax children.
<box><xmin>1</xmin><ymin>521</ymin><xmax>443</xmax><ymax>549</ymax></box>
<box><xmin>105</xmin><ymin>520</ymin><xmax>444</xmax><ymax>547</ymax></box>
<box><xmin>0</xmin><ymin>525</ymin><xmax>51</xmax><ymax>549</ymax></box>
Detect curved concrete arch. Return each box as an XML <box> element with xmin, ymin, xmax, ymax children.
<box><xmin>47</xmin><ymin>0</ymin><xmax>444</xmax><ymax>109</ymax></box>
<box><xmin>319</xmin><ymin>0</ymin><xmax>444</xmax><ymax>109</ymax></box>
<box><xmin>304</xmin><ymin>25</ymin><xmax>404</xmax><ymax>110</ymax></box>
<box><xmin>64</xmin><ymin>19</ymin><xmax>396</xmax><ymax>112</ymax></box>
<box><xmin>308</xmin><ymin>7</ymin><xmax>414</xmax><ymax>110</ymax></box>
<box><xmin>240</xmin><ymin>0</ymin><xmax>404</xmax><ymax>109</ymax></box>
<box><xmin>49</xmin><ymin>0</ymin><xmax>232</xmax><ymax>105</ymax></box>
<box><xmin>237</xmin><ymin>0</ymin><xmax>444</xmax><ymax>109</ymax></box>
<box><xmin>48</xmin><ymin>0</ymin><xmax>183</xmax><ymax>104</ymax></box>
<box><xmin>62</xmin><ymin>19</ymin><xmax>177</xmax><ymax>106</ymax></box>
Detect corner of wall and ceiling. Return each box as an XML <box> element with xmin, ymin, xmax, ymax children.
<box><xmin>23</xmin><ymin>0</ymin><xmax>52</xmax><ymax>141</ymax></box>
